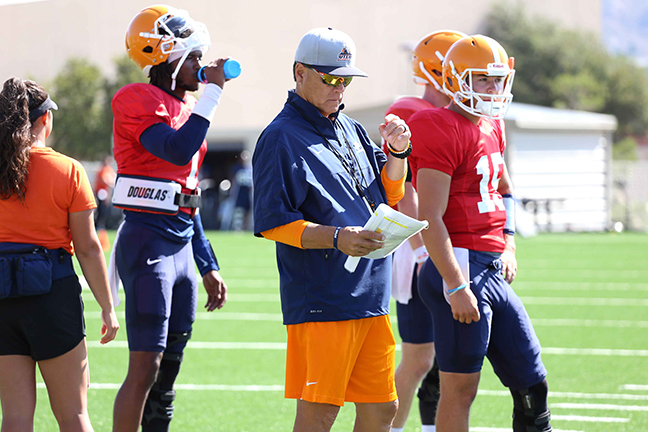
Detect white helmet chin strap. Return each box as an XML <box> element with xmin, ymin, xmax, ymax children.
<box><xmin>169</xmin><ymin>48</ymin><xmax>192</xmax><ymax>91</ymax></box>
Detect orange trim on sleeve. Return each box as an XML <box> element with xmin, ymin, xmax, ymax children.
<box><xmin>261</xmin><ymin>220</ymin><xmax>311</xmax><ymax>249</ymax></box>
<box><xmin>381</xmin><ymin>165</ymin><xmax>406</xmax><ymax>207</ymax></box>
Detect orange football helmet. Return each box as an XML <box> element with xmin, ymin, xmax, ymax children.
<box><xmin>412</xmin><ymin>30</ymin><xmax>467</xmax><ymax>92</ymax></box>
<box><xmin>125</xmin><ymin>5</ymin><xmax>210</xmax><ymax>89</ymax></box>
<box><xmin>442</xmin><ymin>35</ymin><xmax>515</xmax><ymax>119</ymax></box>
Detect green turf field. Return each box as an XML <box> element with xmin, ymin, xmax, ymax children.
<box><xmin>13</xmin><ymin>232</ymin><xmax>648</xmax><ymax>431</ymax></box>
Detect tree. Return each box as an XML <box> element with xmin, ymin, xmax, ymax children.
<box><xmin>612</xmin><ymin>136</ymin><xmax>639</xmax><ymax>160</ymax></box>
<box><xmin>50</xmin><ymin>58</ymin><xmax>109</xmax><ymax>159</ymax></box>
<box><xmin>49</xmin><ymin>55</ymin><xmax>146</xmax><ymax>160</ymax></box>
<box><xmin>483</xmin><ymin>4</ymin><xmax>648</xmax><ymax>143</ymax></box>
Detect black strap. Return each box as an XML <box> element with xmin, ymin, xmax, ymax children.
<box><xmin>174</xmin><ymin>192</ymin><xmax>201</xmax><ymax>208</ymax></box>
<box><xmin>288</xmin><ymin>101</ymin><xmax>377</xmax><ymax>212</ymax></box>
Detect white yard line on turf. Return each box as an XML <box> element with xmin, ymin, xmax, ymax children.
<box><xmin>471</xmin><ymin>429</ymin><xmax>583</xmax><ymax>432</ymax></box>
<box><xmin>520</xmin><ymin>297</ymin><xmax>648</xmax><ymax>306</ymax></box>
<box><xmin>86</xmin><ymin>340</ymin><xmax>648</xmax><ymax>356</ymax></box>
<box><xmin>84</xmin><ymin>310</ymin><xmax>648</xmax><ymax>328</ymax></box>
<box><xmin>551</xmin><ymin>415</ymin><xmax>629</xmax><ymax>423</ymax></box>
<box><xmin>551</xmin><ymin>403</ymin><xmax>648</xmax><ymax>411</ymax></box>
<box><xmin>86</xmin><ymin>341</ymin><xmax>648</xmax><ymax>358</ymax></box>
<box><xmin>530</xmin><ymin>319</ymin><xmax>648</xmax><ymax>328</ymax></box>
<box><xmin>620</xmin><ymin>384</ymin><xmax>648</xmax><ymax>391</ymax></box>
<box><xmin>542</xmin><ymin>347</ymin><xmax>648</xmax><ymax>356</ymax></box>
<box><xmin>79</xmin><ymin>276</ymin><xmax>648</xmax><ymax>292</ymax></box>
<box><xmin>478</xmin><ymin>389</ymin><xmax>648</xmax><ymax>402</ymax></box>
<box><xmin>34</xmin><ymin>382</ymin><xmax>648</xmax><ymax>405</ymax></box>
<box><xmin>515</xmin><ymin>282</ymin><xmax>648</xmax><ymax>292</ymax></box>
<box><xmin>87</xmin><ymin>341</ymin><xmax>648</xmax><ymax>357</ymax></box>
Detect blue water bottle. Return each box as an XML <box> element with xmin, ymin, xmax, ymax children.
<box><xmin>223</xmin><ymin>59</ymin><xmax>242</xmax><ymax>79</ymax></box>
<box><xmin>197</xmin><ymin>59</ymin><xmax>241</xmax><ymax>83</ymax></box>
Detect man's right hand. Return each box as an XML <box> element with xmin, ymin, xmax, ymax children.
<box><xmin>201</xmin><ymin>58</ymin><xmax>228</xmax><ymax>88</ymax></box>
<box><xmin>337</xmin><ymin>226</ymin><xmax>385</xmax><ymax>257</ymax></box>
<box><xmin>449</xmin><ymin>287</ymin><xmax>480</xmax><ymax>324</ymax></box>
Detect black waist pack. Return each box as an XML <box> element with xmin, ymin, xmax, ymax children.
<box><xmin>0</xmin><ymin>243</ymin><xmax>74</xmax><ymax>300</ymax></box>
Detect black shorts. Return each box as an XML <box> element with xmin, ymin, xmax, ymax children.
<box><xmin>0</xmin><ymin>275</ymin><xmax>86</xmax><ymax>361</ymax></box>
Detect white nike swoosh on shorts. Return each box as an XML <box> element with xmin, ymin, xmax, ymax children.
<box><xmin>147</xmin><ymin>258</ymin><xmax>162</xmax><ymax>265</ymax></box>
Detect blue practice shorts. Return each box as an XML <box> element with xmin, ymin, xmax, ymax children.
<box><xmin>116</xmin><ymin>222</ymin><xmax>198</xmax><ymax>353</ymax></box>
<box><xmin>418</xmin><ymin>250</ymin><xmax>547</xmax><ymax>390</ymax></box>
<box><xmin>396</xmin><ymin>263</ymin><xmax>434</xmax><ymax>344</ymax></box>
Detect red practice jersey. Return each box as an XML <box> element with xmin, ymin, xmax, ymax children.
<box><xmin>112</xmin><ymin>83</ymin><xmax>206</xmax><ymax>196</ymax></box>
<box><xmin>409</xmin><ymin>107</ymin><xmax>507</xmax><ymax>252</ymax></box>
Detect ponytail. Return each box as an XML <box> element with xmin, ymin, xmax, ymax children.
<box><xmin>0</xmin><ymin>78</ymin><xmax>48</xmax><ymax>202</ymax></box>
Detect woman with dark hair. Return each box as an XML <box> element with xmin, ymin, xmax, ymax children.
<box><xmin>0</xmin><ymin>77</ymin><xmax>119</xmax><ymax>431</ymax></box>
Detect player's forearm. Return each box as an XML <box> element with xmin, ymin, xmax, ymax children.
<box><xmin>397</xmin><ymin>183</ymin><xmax>425</xmax><ymax>250</ymax></box>
<box><xmin>504</xmin><ymin>233</ymin><xmax>516</xmax><ymax>254</ymax></box>
<box><xmin>192</xmin><ymin>212</ymin><xmax>220</xmax><ymax>275</ymax></box>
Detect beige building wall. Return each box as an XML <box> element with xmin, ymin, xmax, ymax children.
<box><xmin>2</xmin><ymin>0</ymin><xmax>602</xmax><ymax>147</ymax></box>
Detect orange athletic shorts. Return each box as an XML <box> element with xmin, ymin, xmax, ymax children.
<box><xmin>285</xmin><ymin>314</ymin><xmax>397</xmax><ymax>406</ymax></box>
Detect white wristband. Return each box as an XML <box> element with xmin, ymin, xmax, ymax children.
<box><xmin>414</xmin><ymin>245</ymin><xmax>429</xmax><ymax>264</ymax></box>
<box><xmin>502</xmin><ymin>194</ymin><xmax>516</xmax><ymax>235</ymax></box>
<box><xmin>192</xmin><ymin>83</ymin><xmax>222</xmax><ymax>123</ymax></box>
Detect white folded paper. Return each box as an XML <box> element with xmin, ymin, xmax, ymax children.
<box><xmin>344</xmin><ymin>203</ymin><xmax>429</xmax><ymax>273</ymax></box>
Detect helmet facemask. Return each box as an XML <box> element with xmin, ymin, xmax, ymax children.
<box><xmin>145</xmin><ymin>8</ymin><xmax>211</xmax><ymax>90</ymax></box>
<box><xmin>445</xmin><ymin>60</ymin><xmax>515</xmax><ymax>120</ymax></box>
<box><xmin>441</xmin><ymin>35</ymin><xmax>515</xmax><ymax>120</ymax></box>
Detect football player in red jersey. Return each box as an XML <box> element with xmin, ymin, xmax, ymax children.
<box><xmin>384</xmin><ymin>30</ymin><xmax>465</xmax><ymax>432</ymax></box>
<box><xmin>110</xmin><ymin>5</ymin><xmax>229</xmax><ymax>431</ymax></box>
<box><xmin>409</xmin><ymin>35</ymin><xmax>552</xmax><ymax>432</ymax></box>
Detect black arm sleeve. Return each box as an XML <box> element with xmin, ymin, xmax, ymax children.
<box><xmin>139</xmin><ymin>114</ymin><xmax>210</xmax><ymax>166</ymax></box>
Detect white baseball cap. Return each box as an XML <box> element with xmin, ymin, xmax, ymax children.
<box><xmin>295</xmin><ymin>27</ymin><xmax>368</xmax><ymax>77</ymax></box>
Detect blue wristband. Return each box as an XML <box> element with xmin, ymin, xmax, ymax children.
<box><xmin>447</xmin><ymin>282</ymin><xmax>468</xmax><ymax>296</ymax></box>
<box><xmin>333</xmin><ymin>227</ymin><xmax>342</xmax><ymax>250</ymax></box>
